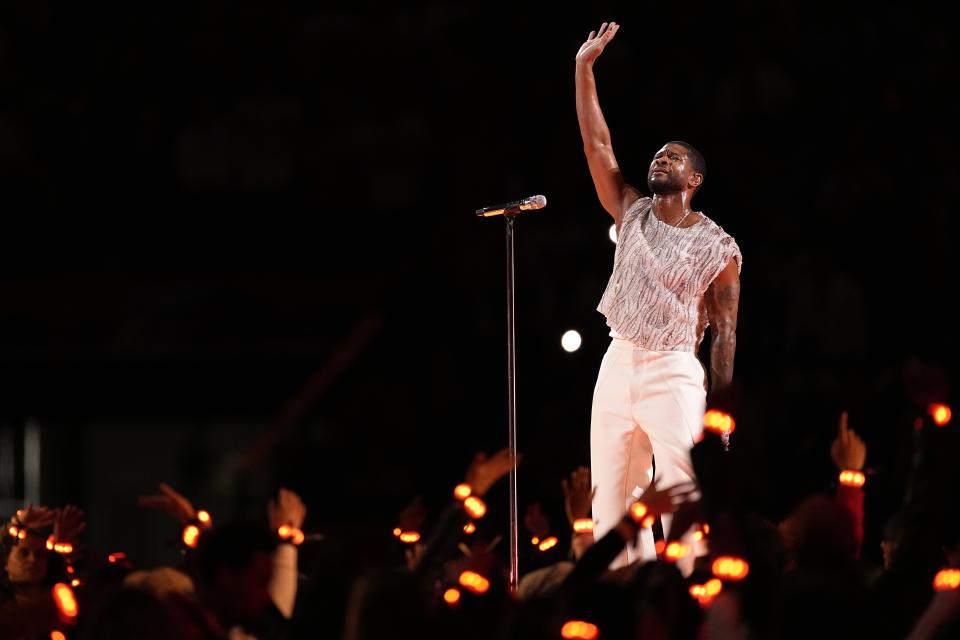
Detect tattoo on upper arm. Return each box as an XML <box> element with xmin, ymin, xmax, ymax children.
<box><xmin>717</xmin><ymin>283</ymin><xmax>739</xmax><ymax>305</ymax></box>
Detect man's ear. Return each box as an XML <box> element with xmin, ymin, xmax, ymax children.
<box><xmin>689</xmin><ymin>172</ymin><xmax>703</xmax><ymax>189</ymax></box>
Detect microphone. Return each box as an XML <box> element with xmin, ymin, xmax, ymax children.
<box><xmin>475</xmin><ymin>195</ymin><xmax>547</xmax><ymax>217</ymax></box>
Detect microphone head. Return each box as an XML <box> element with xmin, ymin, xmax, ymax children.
<box><xmin>530</xmin><ymin>195</ymin><xmax>547</xmax><ymax>209</ymax></box>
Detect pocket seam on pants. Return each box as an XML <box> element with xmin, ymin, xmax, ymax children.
<box><xmin>660</xmin><ymin>362</ymin><xmax>699</xmax><ymax>446</ymax></box>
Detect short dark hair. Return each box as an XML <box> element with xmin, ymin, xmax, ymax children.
<box><xmin>666</xmin><ymin>140</ymin><xmax>706</xmax><ymax>189</ymax></box>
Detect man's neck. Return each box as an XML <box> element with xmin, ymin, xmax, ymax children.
<box><xmin>13</xmin><ymin>582</ymin><xmax>46</xmax><ymax>602</ymax></box>
<box><xmin>651</xmin><ymin>192</ymin><xmax>694</xmax><ymax>225</ymax></box>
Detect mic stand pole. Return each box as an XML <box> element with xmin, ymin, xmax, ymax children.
<box><xmin>504</xmin><ymin>213</ymin><xmax>519</xmax><ymax>593</ymax></box>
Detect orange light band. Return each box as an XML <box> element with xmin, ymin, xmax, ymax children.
<box><xmin>712</xmin><ymin>556</ymin><xmax>750</xmax><ymax>581</ymax></box>
<box><xmin>464</xmin><ymin>496</ymin><xmax>487</xmax><ymax>519</ymax></box>
<box><xmin>182</xmin><ymin>524</ymin><xmax>201</xmax><ymax>548</ymax></box>
<box><xmin>278</xmin><ymin>525</ymin><xmax>305</xmax><ymax>545</ymax></box>
<box><xmin>665</xmin><ymin>542</ymin><xmax>691</xmax><ymax>561</ymax></box>
<box><xmin>705</xmin><ymin>578</ymin><xmax>723</xmax><ymax>596</ymax></box>
<box><xmin>52</xmin><ymin>583</ymin><xmax>78</xmax><ymax>619</ymax></box>
<box><xmin>689</xmin><ymin>578</ymin><xmax>723</xmax><ymax>607</ymax></box>
<box><xmin>934</xmin><ymin>568</ymin><xmax>960</xmax><ymax>591</ymax></box>
<box><xmin>458</xmin><ymin>570</ymin><xmax>490</xmax><ymax>594</ymax></box>
<box><xmin>453</xmin><ymin>483</ymin><xmax>472</xmax><ymax>500</ymax></box>
<box><xmin>704</xmin><ymin>409</ymin><xmax>736</xmax><ymax>435</ymax></box>
<box><xmin>929</xmin><ymin>403</ymin><xmax>952</xmax><ymax>427</ymax></box>
<box><xmin>538</xmin><ymin>536</ymin><xmax>559</xmax><ymax>552</ymax></box>
<box><xmin>443</xmin><ymin>588</ymin><xmax>461</xmax><ymax>605</ymax></box>
<box><xmin>573</xmin><ymin>518</ymin><xmax>594</xmax><ymax>534</ymax></box>
<box><xmin>628</xmin><ymin>501</ymin><xmax>648</xmax><ymax>523</ymax></box>
<box><xmin>561</xmin><ymin>620</ymin><xmax>600</xmax><ymax>640</ymax></box>
<box><xmin>839</xmin><ymin>470</ymin><xmax>866</xmax><ymax>488</ymax></box>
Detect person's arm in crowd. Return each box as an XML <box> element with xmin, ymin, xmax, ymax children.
<box><xmin>267</xmin><ymin>488</ymin><xmax>307</xmax><ymax>619</ymax></box>
<box><xmin>562</xmin><ymin>480</ymin><xmax>696</xmax><ymax>591</ymax></box>
<box><xmin>830</xmin><ymin>411</ymin><xmax>866</xmax><ymax>557</ymax></box>
<box><xmin>411</xmin><ymin>449</ymin><xmax>517</xmax><ymax>580</ymax></box>
<box><xmin>867</xmin><ymin>406</ymin><xmax>954</xmax><ymax>638</ymax></box>
<box><xmin>561</xmin><ymin>518</ymin><xmax>638</xmax><ymax>592</ymax></box>
<box><xmin>906</xmin><ymin>588</ymin><xmax>960</xmax><ymax>640</ymax></box>
<box><xmin>9</xmin><ymin>504</ymin><xmax>58</xmax><ymax>530</ymax></box>
<box><xmin>562</xmin><ymin>466</ymin><xmax>595</xmax><ymax>560</ymax></box>
<box><xmin>137</xmin><ymin>482</ymin><xmax>201</xmax><ymax>524</ymax></box>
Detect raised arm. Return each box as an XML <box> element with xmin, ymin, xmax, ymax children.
<box><xmin>575</xmin><ymin>22</ymin><xmax>641</xmax><ymax>226</ymax></box>
<box><xmin>705</xmin><ymin>259</ymin><xmax>740</xmax><ymax>393</ymax></box>
<box><xmin>267</xmin><ymin>488</ymin><xmax>307</xmax><ymax>619</ymax></box>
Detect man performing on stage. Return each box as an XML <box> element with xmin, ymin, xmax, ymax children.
<box><xmin>575</xmin><ymin>21</ymin><xmax>742</xmax><ymax>567</ymax></box>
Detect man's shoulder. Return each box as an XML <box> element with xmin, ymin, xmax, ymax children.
<box><xmin>698</xmin><ymin>213</ymin><xmax>738</xmax><ymax>243</ymax></box>
<box><xmin>697</xmin><ymin>214</ymin><xmax>742</xmax><ymax>273</ymax></box>
<box><xmin>624</xmin><ymin>195</ymin><xmax>652</xmax><ymax>216</ymax></box>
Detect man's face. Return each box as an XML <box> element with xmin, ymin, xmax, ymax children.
<box><xmin>5</xmin><ymin>535</ymin><xmax>49</xmax><ymax>584</ymax></box>
<box><xmin>646</xmin><ymin>143</ymin><xmax>697</xmax><ymax>195</ymax></box>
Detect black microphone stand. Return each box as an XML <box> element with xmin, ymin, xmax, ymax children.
<box><xmin>474</xmin><ymin>207</ymin><xmax>525</xmax><ymax>593</ymax></box>
<box><xmin>504</xmin><ymin>212</ymin><xmax>519</xmax><ymax>592</ymax></box>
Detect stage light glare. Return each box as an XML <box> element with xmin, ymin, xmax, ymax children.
<box><xmin>562</xmin><ymin>330</ymin><xmax>582</xmax><ymax>353</ymax></box>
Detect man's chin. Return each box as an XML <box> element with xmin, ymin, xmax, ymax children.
<box><xmin>647</xmin><ymin>180</ymin><xmax>681</xmax><ymax>195</ymax></box>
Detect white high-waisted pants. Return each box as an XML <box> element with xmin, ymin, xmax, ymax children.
<box><xmin>590</xmin><ymin>338</ymin><xmax>706</xmax><ymax>569</ymax></box>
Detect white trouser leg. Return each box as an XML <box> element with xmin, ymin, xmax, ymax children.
<box><xmin>590</xmin><ymin>339</ymin><xmax>706</xmax><ymax>570</ymax></box>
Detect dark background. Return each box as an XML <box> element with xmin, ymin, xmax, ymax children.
<box><xmin>0</xmin><ymin>1</ymin><xmax>956</xmax><ymax>568</ymax></box>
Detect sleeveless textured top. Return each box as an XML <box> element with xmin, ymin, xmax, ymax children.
<box><xmin>597</xmin><ymin>197</ymin><xmax>742</xmax><ymax>352</ymax></box>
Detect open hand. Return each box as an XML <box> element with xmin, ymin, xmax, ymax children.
<box><xmin>637</xmin><ymin>479</ymin><xmax>699</xmax><ymax>517</ymax></box>
<box><xmin>465</xmin><ymin>448</ymin><xmax>519</xmax><ymax>498</ymax></box>
<box><xmin>14</xmin><ymin>503</ymin><xmax>57</xmax><ymax>529</ymax></box>
<box><xmin>524</xmin><ymin>502</ymin><xmax>551</xmax><ymax>539</ymax></box>
<box><xmin>54</xmin><ymin>505</ymin><xmax>86</xmax><ymax>545</ymax></box>
<box><xmin>576</xmin><ymin>22</ymin><xmax>620</xmax><ymax>65</ymax></box>
<box><xmin>137</xmin><ymin>483</ymin><xmax>197</xmax><ymax>524</ymax></box>
<box><xmin>561</xmin><ymin>466</ymin><xmax>594</xmax><ymax>525</ymax></box>
<box><xmin>268</xmin><ymin>488</ymin><xmax>307</xmax><ymax>531</ymax></box>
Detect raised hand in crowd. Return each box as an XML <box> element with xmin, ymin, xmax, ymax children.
<box><xmin>136</xmin><ymin>482</ymin><xmax>200</xmax><ymax>524</ymax></box>
<box><xmin>267</xmin><ymin>487</ymin><xmax>307</xmax><ymax>620</ymax></box>
<box><xmin>524</xmin><ymin>503</ymin><xmax>551</xmax><ymax>541</ymax></box>
<box><xmin>268</xmin><ymin>487</ymin><xmax>307</xmax><ymax>532</ymax></box>
<box><xmin>636</xmin><ymin>478</ymin><xmax>699</xmax><ymax>520</ymax></box>
<box><xmin>562</xmin><ymin>466</ymin><xmax>593</xmax><ymax>527</ymax></box>
<box><xmin>831</xmin><ymin>410</ymin><xmax>867</xmax><ymax>471</ymax></box>
<box><xmin>53</xmin><ymin>505</ymin><xmax>86</xmax><ymax>549</ymax></box>
<box><xmin>10</xmin><ymin>504</ymin><xmax>57</xmax><ymax>530</ymax></box>
<box><xmin>465</xmin><ymin>448</ymin><xmax>519</xmax><ymax>497</ymax></box>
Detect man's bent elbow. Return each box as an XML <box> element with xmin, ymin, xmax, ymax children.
<box><xmin>712</xmin><ymin>328</ymin><xmax>737</xmax><ymax>346</ymax></box>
